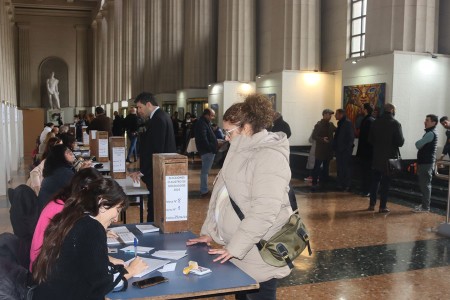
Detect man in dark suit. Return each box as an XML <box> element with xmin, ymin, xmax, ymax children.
<box><xmin>130</xmin><ymin>92</ymin><xmax>176</xmax><ymax>222</ymax></box>
<box><xmin>356</xmin><ymin>103</ymin><xmax>375</xmax><ymax>196</ymax></box>
<box><xmin>368</xmin><ymin>103</ymin><xmax>404</xmax><ymax>213</ymax></box>
<box><xmin>333</xmin><ymin>109</ymin><xmax>355</xmax><ymax>191</ymax></box>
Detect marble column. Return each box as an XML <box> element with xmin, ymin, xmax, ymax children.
<box><xmin>144</xmin><ymin>0</ymin><xmax>162</xmax><ymax>93</ymax></box>
<box><xmin>159</xmin><ymin>0</ymin><xmax>184</xmax><ymax>93</ymax></box>
<box><xmin>91</xmin><ymin>19</ymin><xmax>99</xmax><ymax>106</ymax></box>
<box><xmin>106</xmin><ymin>1</ymin><xmax>115</xmax><ymax>103</ymax></box>
<box><xmin>122</xmin><ymin>0</ymin><xmax>133</xmax><ymax>101</ymax></box>
<box><xmin>101</xmin><ymin>17</ymin><xmax>108</xmax><ymax>105</ymax></box>
<box><xmin>17</xmin><ymin>22</ymin><xmax>32</xmax><ymax>107</ymax></box>
<box><xmin>0</xmin><ymin>0</ymin><xmax>6</xmax><ymax>102</ymax></box>
<box><xmin>366</xmin><ymin>0</ymin><xmax>439</xmax><ymax>55</ymax></box>
<box><xmin>114</xmin><ymin>0</ymin><xmax>123</xmax><ymax>101</ymax></box>
<box><xmin>8</xmin><ymin>11</ymin><xmax>17</xmax><ymax>105</ymax></box>
<box><xmin>183</xmin><ymin>0</ymin><xmax>216</xmax><ymax>88</ymax></box>
<box><xmin>75</xmin><ymin>25</ymin><xmax>89</xmax><ymax>107</ymax></box>
<box><xmin>217</xmin><ymin>0</ymin><xmax>255</xmax><ymax>82</ymax></box>
<box><xmin>132</xmin><ymin>0</ymin><xmax>146</xmax><ymax>97</ymax></box>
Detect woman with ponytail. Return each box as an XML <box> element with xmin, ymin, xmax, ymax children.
<box><xmin>32</xmin><ymin>178</ymin><xmax>148</xmax><ymax>300</ymax></box>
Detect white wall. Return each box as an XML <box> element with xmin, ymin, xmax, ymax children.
<box><xmin>256</xmin><ymin>71</ymin><xmax>336</xmax><ymax>146</ymax></box>
<box><xmin>0</xmin><ymin>102</ymin><xmax>7</xmax><ymax>196</ymax></box>
<box><xmin>176</xmin><ymin>89</ymin><xmax>208</xmax><ymax>114</ymax></box>
<box><xmin>343</xmin><ymin>51</ymin><xmax>450</xmax><ymax>159</ymax></box>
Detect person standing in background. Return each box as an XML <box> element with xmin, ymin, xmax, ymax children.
<box><xmin>333</xmin><ymin>109</ymin><xmax>355</xmax><ymax>192</ymax></box>
<box><xmin>129</xmin><ymin>92</ymin><xmax>176</xmax><ymax>222</ymax></box>
<box><xmin>356</xmin><ymin>103</ymin><xmax>375</xmax><ymax>197</ymax></box>
<box><xmin>413</xmin><ymin>114</ymin><xmax>438</xmax><ymax>213</ymax></box>
<box><xmin>124</xmin><ymin>107</ymin><xmax>139</xmax><ymax>163</ymax></box>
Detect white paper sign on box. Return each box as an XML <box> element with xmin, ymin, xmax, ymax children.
<box><xmin>165</xmin><ymin>175</ymin><xmax>188</xmax><ymax>221</ymax></box>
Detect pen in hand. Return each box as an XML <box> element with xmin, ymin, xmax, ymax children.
<box><xmin>134</xmin><ymin>238</ymin><xmax>138</xmax><ymax>258</ymax></box>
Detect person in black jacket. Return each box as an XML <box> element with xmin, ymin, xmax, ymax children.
<box><xmin>356</xmin><ymin>103</ymin><xmax>375</xmax><ymax>196</ymax></box>
<box><xmin>194</xmin><ymin>108</ymin><xmax>218</xmax><ymax>197</ymax></box>
<box><xmin>129</xmin><ymin>92</ymin><xmax>176</xmax><ymax>222</ymax></box>
<box><xmin>333</xmin><ymin>109</ymin><xmax>355</xmax><ymax>191</ymax></box>
<box><xmin>270</xmin><ymin>112</ymin><xmax>291</xmax><ymax>138</ymax></box>
<box><xmin>368</xmin><ymin>103</ymin><xmax>404</xmax><ymax>213</ymax></box>
<box><xmin>112</xmin><ymin>111</ymin><xmax>125</xmax><ymax>136</ymax></box>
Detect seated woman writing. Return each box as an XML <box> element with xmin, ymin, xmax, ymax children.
<box><xmin>32</xmin><ymin>178</ymin><xmax>148</xmax><ymax>300</ymax></box>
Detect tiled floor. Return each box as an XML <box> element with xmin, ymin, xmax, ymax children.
<box><xmin>4</xmin><ymin>157</ymin><xmax>450</xmax><ymax>299</ymax></box>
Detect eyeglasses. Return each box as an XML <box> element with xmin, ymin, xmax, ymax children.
<box><xmin>224</xmin><ymin>126</ymin><xmax>240</xmax><ymax>138</ymax></box>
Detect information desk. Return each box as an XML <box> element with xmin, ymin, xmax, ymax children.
<box><xmin>107</xmin><ymin>229</ymin><xmax>258</xmax><ymax>300</ymax></box>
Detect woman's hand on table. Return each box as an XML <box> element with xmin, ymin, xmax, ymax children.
<box><xmin>125</xmin><ymin>257</ymin><xmax>148</xmax><ymax>279</ymax></box>
<box><xmin>208</xmin><ymin>248</ymin><xmax>234</xmax><ymax>263</ymax></box>
<box><xmin>186</xmin><ymin>235</ymin><xmax>212</xmax><ymax>246</ymax></box>
<box><xmin>128</xmin><ymin>172</ymin><xmax>142</xmax><ymax>183</ymax></box>
<box><xmin>106</xmin><ymin>230</ymin><xmax>118</xmax><ymax>238</ymax></box>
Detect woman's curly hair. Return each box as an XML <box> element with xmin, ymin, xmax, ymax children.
<box><xmin>223</xmin><ymin>94</ymin><xmax>274</xmax><ymax>134</ymax></box>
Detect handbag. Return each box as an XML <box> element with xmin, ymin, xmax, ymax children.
<box><xmin>229</xmin><ymin>193</ymin><xmax>312</xmax><ymax>269</ymax></box>
<box><xmin>388</xmin><ymin>149</ymin><xmax>402</xmax><ymax>174</ymax></box>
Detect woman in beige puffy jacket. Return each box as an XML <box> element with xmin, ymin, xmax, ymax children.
<box><xmin>187</xmin><ymin>94</ymin><xmax>293</xmax><ymax>300</ymax></box>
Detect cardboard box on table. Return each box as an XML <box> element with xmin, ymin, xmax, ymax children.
<box><xmin>109</xmin><ymin>137</ymin><xmax>126</xmax><ymax>179</ymax></box>
<box><xmin>153</xmin><ymin>154</ymin><xmax>188</xmax><ymax>233</ymax></box>
<box><xmin>90</xmin><ymin>131</ymin><xmax>109</xmax><ymax>162</ymax></box>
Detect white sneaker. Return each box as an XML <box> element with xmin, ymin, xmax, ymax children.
<box><xmin>413</xmin><ymin>206</ymin><xmax>430</xmax><ymax>213</ymax></box>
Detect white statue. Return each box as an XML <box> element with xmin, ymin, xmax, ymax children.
<box><xmin>47</xmin><ymin>71</ymin><xmax>61</xmax><ymax>109</ymax></box>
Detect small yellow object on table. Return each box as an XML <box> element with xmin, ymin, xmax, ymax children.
<box><xmin>182</xmin><ymin>261</ymin><xmax>198</xmax><ymax>275</ymax></box>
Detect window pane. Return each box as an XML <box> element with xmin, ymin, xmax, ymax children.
<box><xmin>362</xmin><ymin>0</ymin><xmax>367</xmax><ymax>15</ymax></box>
<box><xmin>352</xmin><ymin>1</ymin><xmax>362</xmax><ymax>18</ymax></box>
<box><xmin>351</xmin><ymin>36</ymin><xmax>361</xmax><ymax>53</ymax></box>
<box><xmin>352</xmin><ymin>18</ymin><xmax>362</xmax><ymax>35</ymax></box>
<box><xmin>362</xmin><ymin>17</ymin><xmax>366</xmax><ymax>32</ymax></box>
<box><xmin>361</xmin><ymin>35</ymin><xmax>365</xmax><ymax>51</ymax></box>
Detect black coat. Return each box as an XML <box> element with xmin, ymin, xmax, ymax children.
<box><xmin>124</xmin><ymin>113</ymin><xmax>139</xmax><ymax>136</ymax></box>
<box><xmin>194</xmin><ymin>116</ymin><xmax>218</xmax><ymax>155</ymax></box>
<box><xmin>139</xmin><ymin>108</ymin><xmax>177</xmax><ymax>187</ymax></box>
<box><xmin>356</xmin><ymin>114</ymin><xmax>375</xmax><ymax>160</ymax></box>
<box><xmin>369</xmin><ymin>112</ymin><xmax>404</xmax><ymax>172</ymax></box>
<box><xmin>112</xmin><ymin>115</ymin><xmax>125</xmax><ymax>136</ymax></box>
<box><xmin>271</xmin><ymin>117</ymin><xmax>291</xmax><ymax>138</ymax></box>
<box><xmin>333</xmin><ymin>116</ymin><xmax>355</xmax><ymax>153</ymax></box>
<box><xmin>86</xmin><ymin>114</ymin><xmax>112</xmax><ymax>137</ymax></box>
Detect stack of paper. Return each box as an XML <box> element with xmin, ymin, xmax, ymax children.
<box><xmin>120</xmin><ymin>246</ymin><xmax>154</xmax><ymax>254</ymax></box>
<box><xmin>136</xmin><ymin>224</ymin><xmax>159</xmax><ymax>233</ymax></box>
<box><xmin>152</xmin><ymin>250</ymin><xmax>187</xmax><ymax>260</ymax></box>
<box><xmin>125</xmin><ymin>257</ymin><xmax>170</xmax><ymax>278</ymax></box>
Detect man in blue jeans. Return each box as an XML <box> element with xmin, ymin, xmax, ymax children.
<box><xmin>413</xmin><ymin>114</ymin><xmax>438</xmax><ymax>213</ymax></box>
<box><xmin>124</xmin><ymin>107</ymin><xmax>139</xmax><ymax>163</ymax></box>
<box><xmin>194</xmin><ymin>108</ymin><xmax>218</xmax><ymax>197</ymax></box>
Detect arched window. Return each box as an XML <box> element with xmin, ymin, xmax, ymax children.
<box><xmin>350</xmin><ymin>0</ymin><xmax>367</xmax><ymax>57</ymax></box>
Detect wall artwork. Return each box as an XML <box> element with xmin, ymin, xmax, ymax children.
<box><xmin>47</xmin><ymin>110</ymin><xmax>64</xmax><ymax>126</ymax></box>
<box><xmin>265</xmin><ymin>94</ymin><xmax>277</xmax><ymax>110</ymax></box>
<box><xmin>343</xmin><ymin>83</ymin><xmax>386</xmax><ymax>135</ymax></box>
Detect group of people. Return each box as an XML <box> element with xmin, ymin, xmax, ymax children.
<box><xmin>310</xmin><ymin>102</ymin><xmax>450</xmax><ymax>214</ymax></box>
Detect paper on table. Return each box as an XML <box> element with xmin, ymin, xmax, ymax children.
<box><xmin>109</xmin><ymin>226</ymin><xmax>129</xmax><ymax>234</ymax></box>
<box><xmin>125</xmin><ymin>257</ymin><xmax>170</xmax><ymax>278</ymax></box>
<box><xmin>136</xmin><ymin>224</ymin><xmax>159</xmax><ymax>233</ymax></box>
<box><xmin>158</xmin><ymin>263</ymin><xmax>176</xmax><ymax>273</ymax></box>
<box><xmin>120</xmin><ymin>245</ymin><xmax>154</xmax><ymax>254</ymax></box>
<box><xmin>152</xmin><ymin>250</ymin><xmax>187</xmax><ymax>260</ymax></box>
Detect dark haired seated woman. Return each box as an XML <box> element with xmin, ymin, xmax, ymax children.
<box><xmin>32</xmin><ymin>178</ymin><xmax>148</xmax><ymax>300</ymax></box>
<box><xmin>30</xmin><ymin>168</ymin><xmax>103</xmax><ymax>271</ymax></box>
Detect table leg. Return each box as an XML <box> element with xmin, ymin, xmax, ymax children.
<box><xmin>140</xmin><ymin>196</ymin><xmax>144</xmax><ymax>223</ymax></box>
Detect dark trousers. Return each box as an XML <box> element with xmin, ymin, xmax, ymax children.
<box><xmin>369</xmin><ymin>170</ymin><xmax>391</xmax><ymax>209</ymax></box>
<box><xmin>360</xmin><ymin>158</ymin><xmax>372</xmax><ymax>194</ymax></box>
<box><xmin>312</xmin><ymin>158</ymin><xmax>330</xmax><ymax>186</ymax></box>
<box><xmin>336</xmin><ymin>150</ymin><xmax>352</xmax><ymax>188</ymax></box>
<box><xmin>143</xmin><ymin>176</ymin><xmax>154</xmax><ymax>222</ymax></box>
<box><xmin>235</xmin><ymin>278</ymin><xmax>277</xmax><ymax>300</ymax></box>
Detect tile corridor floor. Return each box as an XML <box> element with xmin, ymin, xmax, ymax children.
<box><xmin>3</xmin><ymin>158</ymin><xmax>450</xmax><ymax>299</ymax></box>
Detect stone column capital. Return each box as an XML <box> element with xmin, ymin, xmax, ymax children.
<box><xmin>74</xmin><ymin>24</ymin><xmax>89</xmax><ymax>30</ymax></box>
<box><xmin>16</xmin><ymin>22</ymin><xmax>30</xmax><ymax>30</ymax></box>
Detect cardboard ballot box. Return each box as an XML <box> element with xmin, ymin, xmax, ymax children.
<box><xmin>109</xmin><ymin>137</ymin><xmax>126</xmax><ymax>179</ymax></box>
<box><xmin>153</xmin><ymin>154</ymin><xmax>188</xmax><ymax>233</ymax></box>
